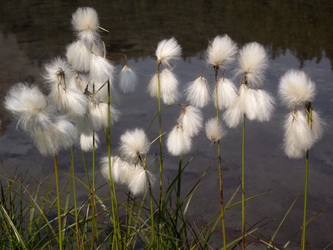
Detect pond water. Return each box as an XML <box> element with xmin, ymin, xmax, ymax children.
<box><xmin>0</xmin><ymin>0</ymin><xmax>333</xmax><ymax>248</ymax></box>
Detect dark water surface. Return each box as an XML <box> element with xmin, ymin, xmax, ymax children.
<box><xmin>1</xmin><ymin>0</ymin><xmax>333</xmax><ymax>248</ymax></box>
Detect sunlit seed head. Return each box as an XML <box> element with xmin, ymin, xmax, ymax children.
<box><xmin>128</xmin><ymin>166</ymin><xmax>156</xmax><ymax>196</ymax></box>
<box><xmin>90</xmin><ymin>54</ymin><xmax>114</xmax><ymax>84</ymax></box>
<box><xmin>205</xmin><ymin>117</ymin><xmax>226</xmax><ymax>143</ymax></box>
<box><xmin>166</xmin><ymin>125</ymin><xmax>192</xmax><ymax>156</ymax></box>
<box><xmin>80</xmin><ymin>132</ymin><xmax>100</xmax><ymax>152</ymax></box>
<box><xmin>223</xmin><ymin>98</ymin><xmax>243</xmax><ymax>128</ymax></box>
<box><xmin>256</xmin><ymin>89</ymin><xmax>275</xmax><ymax>122</ymax></box>
<box><xmin>310</xmin><ymin>110</ymin><xmax>324</xmax><ymax>143</ymax></box>
<box><xmin>214</xmin><ymin>78</ymin><xmax>238</xmax><ymax>110</ymax></box>
<box><xmin>119</xmin><ymin>128</ymin><xmax>150</xmax><ymax>161</ymax></box>
<box><xmin>43</xmin><ymin>57</ymin><xmax>73</xmax><ymax>89</ymax></box>
<box><xmin>71</xmin><ymin>7</ymin><xmax>100</xmax><ymax>45</ymax></box>
<box><xmin>88</xmin><ymin>100</ymin><xmax>109</xmax><ymax>131</ymax></box>
<box><xmin>119</xmin><ymin>65</ymin><xmax>137</xmax><ymax>94</ymax></box>
<box><xmin>206</xmin><ymin>35</ymin><xmax>237</xmax><ymax>68</ymax></box>
<box><xmin>100</xmin><ymin>155</ymin><xmax>124</xmax><ymax>184</ymax></box>
<box><xmin>236</xmin><ymin>42</ymin><xmax>267</xmax><ymax>84</ymax></box>
<box><xmin>185</xmin><ymin>76</ymin><xmax>211</xmax><ymax>108</ymax></box>
<box><xmin>178</xmin><ymin>105</ymin><xmax>203</xmax><ymax>137</ymax></box>
<box><xmin>278</xmin><ymin>69</ymin><xmax>316</xmax><ymax>108</ymax></box>
<box><xmin>66</xmin><ymin>40</ymin><xmax>91</xmax><ymax>72</ymax></box>
<box><xmin>243</xmin><ymin>88</ymin><xmax>261</xmax><ymax>121</ymax></box>
<box><xmin>160</xmin><ymin>68</ymin><xmax>179</xmax><ymax>104</ymax></box>
<box><xmin>155</xmin><ymin>37</ymin><xmax>181</xmax><ymax>67</ymax></box>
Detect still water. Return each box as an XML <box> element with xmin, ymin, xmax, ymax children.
<box><xmin>0</xmin><ymin>0</ymin><xmax>332</xmax><ymax>248</ymax></box>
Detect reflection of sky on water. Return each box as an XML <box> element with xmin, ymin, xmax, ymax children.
<box><xmin>0</xmin><ymin>1</ymin><xmax>332</xmax><ymax>248</ymax></box>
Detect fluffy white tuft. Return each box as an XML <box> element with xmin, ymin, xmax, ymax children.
<box><xmin>206</xmin><ymin>35</ymin><xmax>237</xmax><ymax>68</ymax></box>
<box><xmin>205</xmin><ymin>117</ymin><xmax>226</xmax><ymax>142</ymax></box>
<box><xmin>80</xmin><ymin>132</ymin><xmax>100</xmax><ymax>152</ymax></box>
<box><xmin>155</xmin><ymin>37</ymin><xmax>181</xmax><ymax>67</ymax></box>
<box><xmin>310</xmin><ymin>110</ymin><xmax>324</xmax><ymax>143</ymax></box>
<box><xmin>283</xmin><ymin>110</ymin><xmax>313</xmax><ymax>158</ymax></box>
<box><xmin>237</xmin><ymin>42</ymin><xmax>267</xmax><ymax>84</ymax></box>
<box><xmin>88</xmin><ymin>100</ymin><xmax>109</xmax><ymax>131</ymax></box>
<box><xmin>178</xmin><ymin>105</ymin><xmax>203</xmax><ymax>137</ymax></box>
<box><xmin>160</xmin><ymin>68</ymin><xmax>179</xmax><ymax>104</ymax></box>
<box><xmin>66</xmin><ymin>40</ymin><xmax>91</xmax><ymax>72</ymax></box>
<box><xmin>166</xmin><ymin>125</ymin><xmax>192</xmax><ymax>156</ymax></box>
<box><xmin>214</xmin><ymin>78</ymin><xmax>238</xmax><ymax>110</ymax></box>
<box><xmin>243</xmin><ymin>88</ymin><xmax>260</xmax><ymax>121</ymax></box>
<box><xmin>256</xmin><ymin>89</ymin><xmax>275</xmax><ymax>122</ymax></box>
<box><xmin>147</xmin><ymin>73</ymin><xmax>159</xmax><ymax>98</ymax></box>
<box><xmin>71</xmin><ymin>7</ymin><xmax>100</xmax><ymax>45</ymax></box>
<box><xmin>4</xmin><ymin>83</ymin><xmax>53</xmax><ymax>132</ymax></box>
<box><xmin>223</xmin><ymin>97</ymin><xmax>244</xmax><ymax>128</ymax></box>
<box><xmin>100</xmin><ymin>155</ymin><xmax>125</xmax><ymax>184</ymax></box>
<box><xmin>43</xmin><ymin>57</ymin><xmax>74</xmax><ymax>89</ymax></box>
<box><xmin>128</xmin><ymin>166</ymin><xmax>156</xmax><ymax>196</ymax></box>
<box><xmin>119</xmin><ymin>65</ymin><xmax>137</xmax><ymax>94</ymax></box>
<box><xmin>185</xmin><ymin>76</ymin><xmax>211</xmax><ymax>108</ymax></box>
<box><xmin>90</xmin><ymin>54</ymin><xmax>114</xmax><ymax>84</ymax></box>
<box><xmin>278</xmin><ymin>69</ymin><xmax>316</xmax><ymax>108</ymax></box>
<box><xmin>119</xmin><ymin>128</ymin><xmax>150</xmax><ymax>161</ymax></box>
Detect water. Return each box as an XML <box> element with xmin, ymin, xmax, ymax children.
<box><xmin>0</xmin><ymin>0</ymin><xmax>332</xmax><ymax>248</ymax></box>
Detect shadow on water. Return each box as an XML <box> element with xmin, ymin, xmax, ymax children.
<box><xmin>0</xmin><ymin>0</ymin><xmax>332</xmax><ymax>248</ymax></box>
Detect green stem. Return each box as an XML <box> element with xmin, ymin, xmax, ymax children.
<box><xmin>242</xmin><ymin>114</ymin><xmax>246</xmax><ymax>249</ymax></box>
<box><xmin>157</xmin><ymin>62</ymin><xmax>163</xmax><ymax>248</ymax></box>
<box><xmin>54</xmin><ymin>154</ymin><xmax>62</xmax><ymax>250</ymax></box>
<box><xmin>214</xmin><ymin>66</ymin><xmax>227</xmax><ymax>249</ymax></box>
<box><xmin>302</xmin><ymin>150</ymin><xmax>309</xmax><ymax>250</ymax></box>
<box><xmin>176</xmin><ymin>155</ymin><xmax>183</xmax><ymax>232</ymax></box>
<box><xmin>70</xmin><ymin>147</ymin><xmax>79</xmax><ymax>248</ymax></box>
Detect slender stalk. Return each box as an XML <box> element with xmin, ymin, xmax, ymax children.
<box><xmin>242</xmin><ymin>114</ymin><xmax>246</xmax><ymax>249</ymax></box>
<box><xmin>54</xmin><ymin>154</ymin><xmax>62</xmax><ymax>250</ymax></box>
<box><xmin>70</xmin><ymin>147</ymin><xmax>79</xmax><ymax>248</ymax></box>
<box><xmin>214</xmin><ymin>66</ymin><xmax>227</xmax><ymax>249</ymax></box>
<box><xmin>157</xmin><ymin>61</ymin><xmax>163</xmax><ymax>247</ymax></box>
<box><xmin>176</xmin><ymin>155</ymin><xmax>183</xmax><ymax>232</ymax></box>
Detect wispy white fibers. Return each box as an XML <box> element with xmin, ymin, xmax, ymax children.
<box><xmin>166</xmin><ymin>125</ymin><xmax>192</xmax><ymax>156</ymax></box>
<box><xmin>156</xmin><ymin>37</ymin><xmax>181</xmax><ymax>67</ymax></box>
<box><xmin>80</xmin><ymin>132</ymin><xmax>100</xmax><ymax>151</ymax></box>
<box><xmin>90</xmin><ymin>54</ymin><xmax>114</xmax><ymax>84</ymax></box>
<box><xmin>283</xmin><ymin>110</ymin><xmax>313</xmax><ymax>158</ymax></box>
<box><xmin>237</xmin><ymin>42</ymin><xmax>267</xmax><ymax>84</ymax></box>
<box><xmin>243</xmin><ymin>88</ymin><xmax>260</xmax><ymax>121</ymax></box>
<box><xmin>206</xmin><ymin>35</ymin><xmax>237</xmax><ymax>68</ymax></box>
<box><xmin>160</xmin><ymin>68</ymin><xmax>179</xmax><ymax>104</ymax></box>
<box><xmin>223</xmin><ymin>97</ymin><xmax>244</xmax><ymax>128</ymax></box>
<box><xmin>205</xmin><ymin>117</ymin><xmax>226</xmax><ymax>142</ymax></box>
<box><xmin>119</xmin><ymin>65</ymin><xmax>137</xmax><ymax>94</ymax></box>
<box><xmin>256</xmin><ymin>89</ymin><xmax>275</xmax><ymax>122</ymax></box>
<box><xmin>100</xmin><ymin>155</ymin><xmax>124</xmax><ymax>184</ymax></box>
<box><xmin>147</xmin><ymin>155</ymin><xmax>160</xmax><ymax>175</ymax></box>
<box><xmin>119</xmin><ymin>128</ymin><xmax>150</xmax><ymax>161</ymax></box>
<box><xmin>32</xmin><ymin>116</ymin><xmax>77</xmax><ymax>156</ymax></box>
<box><xmin>178</xmin><ymin>105</ymin><xmax>203</xmax><ymax>137</ymax></box>
<box><xmin>147</xmin><ymin>73</ymin><xmax>159</xmax><ymax>98</ymax></box>
<box><xmin>88</xmin><ymin>100</ymin><xmax>108</xmax><ymax>130</ymax></box>
<box><xmin>185</xmin><ymin>76</ymin><xmax>211</xmax><ymax>108</ymax></box>
<box><xmin>214</xmin><ymin>78</ymin><xmax>238</xmax><ymax>110</ymax></box>
<box><xmin>278</xmin><ymin>69</ymin><xmax>315</xmax><ymax>108</ymax></box>
<box><xmin>128</xmin><ymin>165</ymin><xmax>156</xmax><ymax>196</ymax></box>
<box><xmin>310</xmin><ymin>110</ymin><xmax>324</xmax><ymax>142</ymax></box>
<box><xmin>66</xmin><ymin>40</ymin><xmax>91</xmax><ymax>72</ymax></box>
<box><xmin>71</xmin><ymin>7</ymin><xmax>100</xmax><ymax>45</ymax></box>
<box><xmin>44</xmin><ymin>58</ymin><xmax>88</xmax><ymax>118</ymax></box>
<box><xmin>4</xmin><ymin>83</ymin><xmax>53</xmax><ymax>132</ymax></box>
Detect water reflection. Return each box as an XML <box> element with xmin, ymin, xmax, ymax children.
<box><xmin>0</xmin><ymin>0</ymin><xmax>332</xmax><ymax>248</ymax></box>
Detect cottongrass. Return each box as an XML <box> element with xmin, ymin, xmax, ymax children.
<box><xmin>159</xmin><ymin>68</ymin><xmax>179</xmax><ymax>104</ymax></box>
<box><xmin>185</xmin><ymin>76</ymin><xmax>211</xmax><ymax>108</ymax></box>
<box><xmin>119</xmin><ymin>65</ymin><xmax>137</xmax><ymax>94</ymax></box>
<box><xmin>205</xmin><ymin>117</ymin><xmax>225</xmax><ymax>143</ymax></box>
<box><xmin>213</xmin><ymin>78</ymin><xmax>238</xmax><ymax>110</ymax></box>
<box><xmin>66</xmin><ymin>40</ymin><xmax>92</xmax><ymax>72</ymax></box>
<box><xmin>206</xmin><ymin>35</ymin><xmax>237</xmax><ymax>68</ymax></box>
<box><xmin>80</xmin><ymin>132</ymin><xmax>100</xmax><ymax>152</ymax></box>
<box><xmin>236</xmin><ymin>42</ymin><xmax>268</xmax><ymax>84</ymax></box>
<box><xmin>166</xmin><ymin>125</ymin><xmax>192</xmax><ymax>156</ymax></box>
<box><xmin>155</xmin><ymin>37</ymin><xmax>181</xmax><ymax>67</ymax></box>
<box><xmin>177</xmin><ymin>105</ymin><xmax>203</xmax><ymax>137</ymax></box>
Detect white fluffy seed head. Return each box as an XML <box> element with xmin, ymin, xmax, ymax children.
<box><xmin>283</xmin><ymin>110</ymin><xmax>314</xmax><ymax>158</ymax></box>
<box><xmin>119</xmin><ymin>65</ymin><xmax>137</xmax><ymax>94</ymax></box>
<box><xmin>155</xmin><ymin>37</ymin><xmax>181</xmax><ymax>67</ymax></box>
<box><xmin>90</xmin><ymin>54</ymin><xmax>114</xmax><ymax>84</ymax></box>
<box><xmin>88</xmin><ymin>100</ymin><xmax>109</xmax><ymax>131</ymax></box>
<box><xmin>66</xmin><ymin>40</ymin><xmax>91</xmax><ymax>72</ymax></box>
<box><xmin>214</xmin><ymin>78</ymin><xmax>238</xmax><ymax>110</ymax></box>
<box><xmin>80</xmin><ymin>132</ymin><xmax>100</xmax><ymax>152</ymax></box>
<box><xmin>278</xmin><ymin>69</ymin><xmax>316</xmax><ymax>108</ymax></box>
<box><xmin>4</xmin><ymin>83</ymin><xmax>53</xmax><ymax>132</ymax></box>
<box><xmin>237</xmin><ymin>42</ymin><xmax>267</xmax><ymax>84</ymax></box>
<box><xmin>206</xmin><ymin>35</ymin><xmax>238</xmax><ymax>68</ymax></box>
<box><xmin>100</xmin><ymin>155</ymin><xmax>124</xmax><ymax>184</ymax></box>
<box><xmin>223</xmin><ymin>97</ymin><xmax>244</xmax><ymax>128</ymax></box>
<box><xmin>160</xmin><ymin>68</ymin><xmax>179</xmax><ymax>104</ymax></box>
<box><xmin>119</xmin><ymin>128</ymin><xmax>150</xmax><ymax>161</ymax></box>
<box><xmin>128</xmin><ymin>166</ymin><xmax>156</xmax><ymax>196</ymax></box>
<box><xmin>166</xmin><ymin>125</ymin><xmax>192</xmax><ymax>156</ymax></box>
<box><xmin>243</xmin><ymin>88</ymin><xmax>260</xmax><ymax>121</ymax></box>
<box><xmin>43</xmin><ymin>57</ymin><xmax>74</xmax><ymax>89</ymax></box>
<box><xmin>71</xmin><ymin>7</ymin><xmax>100</xmax><ymax>45</ymax></box>
<box><xmin>256</xmin><ymin>89</ymin><xmax>275</xmax><ymax>122</ymax></box>
<box><xmin>178</xmin><ymin>105</ymin><xmax>203</xmax><ymax>137</ymax></box>
<box><xmin>205</xmin><ymin>117</ymin><xmax>225</xmax><ymax>142</ymax></box>
<box><xmin>147</xmin><ymin>73</ymin><xmax>158</xmax><ymax>98</ymax></box>
<box><xmin>310</xmin><ymin>110</ymin><xmax>324</xmax><ymax>143</ymax></box>
<box><xmin>185</xmin><ymin>76</ymin><xmax>211</xmax><ymax>108</ymax></box>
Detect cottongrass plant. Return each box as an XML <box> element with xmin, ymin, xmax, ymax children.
<box><xmin>223</xmin><ymin>41</ymin><xmax>274</xmax><ymax>248</ymax></box>
<box><xmin>279</xmin><ymin>69</ymin><xmax>323</xmax><ymax>249</ymax></box>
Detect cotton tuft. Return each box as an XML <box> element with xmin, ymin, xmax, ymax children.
<box><xmin>166</xmin><ymin>125</ymin><xmax>192</xmax><ymax>156</ymax></box>
<box><xmin>155</xmin><ymin>37</ymin><xmax>181</xmax><ymax>67</ymax></box>
<box><xmin>205</xmin><ymin>117</ymin><xmax>225</xmax><ymax>142</ymax></box>
<box><xmin>185</xmin><ymin>76</ymin><xmax>211</xmax><ymax>108</ymax></box>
